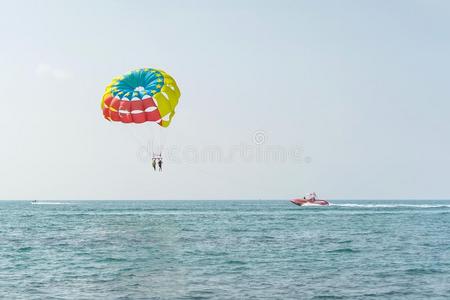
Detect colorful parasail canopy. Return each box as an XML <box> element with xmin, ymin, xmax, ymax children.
<box><xmin>101</xmin><ymin>68</ymin><xmax>180</xmax><ymax>127</ymax></box>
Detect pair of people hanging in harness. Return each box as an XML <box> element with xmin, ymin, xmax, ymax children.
<box><xmin>152</xmin><ymin>153</ymin><xmax>163</xmax><ymax>172</ymax></box>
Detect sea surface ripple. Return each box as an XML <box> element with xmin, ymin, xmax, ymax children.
<box><xmin>0</xmin><ymin>200</ymin><xmax>449</xmax><ymax>299</ymax></box>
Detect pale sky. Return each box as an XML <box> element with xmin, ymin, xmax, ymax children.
<box><xmin>1</xmin><ymin>0</ymin><xmax>449</xmax><ymax>200</ymax></box>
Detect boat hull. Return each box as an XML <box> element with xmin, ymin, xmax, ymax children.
<box><xmin>290</xmin><ymin>199</ymin><xmax>329</xmax><ymax>206</ymax></box>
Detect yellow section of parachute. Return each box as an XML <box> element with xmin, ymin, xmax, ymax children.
<box><xmin>153</xmin><ymin>70</ymin><xmax>181</xmax><ymax>127</ymax></box>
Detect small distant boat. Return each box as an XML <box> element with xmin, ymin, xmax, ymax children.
<box><xmin>291</xmin><ymin>192</ymin><xmax>329</xmax><ymax>206</ymax></box>
<box><xmin>31</xmin><ymin>200</ymin><xmax>37</xmax><ymax>204</ymax></box>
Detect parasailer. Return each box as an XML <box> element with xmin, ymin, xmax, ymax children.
<box><xmin>158</xmin><ymin>157</ymin><xmax>163</xmax><ymax>172</ymax></box>
<box><xmin>101</xmin><ymin>68</ymin><xmax>180</xmax><ymax>169</ymax></box>
<box><xmin>152</xmin><ymin>158</ymin><xmax>157</xmax><ymax>171</ymax></box>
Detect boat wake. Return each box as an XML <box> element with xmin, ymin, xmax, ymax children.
<box><xmin>31</xmin><ymin>202</ymin><xmax>73</xmax><ymax>205</ymax></box>
<box><xmin>330</xmin><ymin>203</ymin><xmax>450</xmax><ymax>208</ymax></box>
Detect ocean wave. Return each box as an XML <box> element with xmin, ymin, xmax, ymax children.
<box><xmin>326</xmin><ymin>248</ymin><xmax>359</xmax><ymax>253</ymax></box>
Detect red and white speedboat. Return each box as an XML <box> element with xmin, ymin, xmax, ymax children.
<box><xmin>291</xmin><ymin>193</ymin><xmax>329</xmax><ymax>206</ymax></box>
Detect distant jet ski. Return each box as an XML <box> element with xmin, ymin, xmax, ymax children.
<box><xmin>291</xmin><ymin>192</ymin><xmax>329</xmax><ymax>206</ymax></box>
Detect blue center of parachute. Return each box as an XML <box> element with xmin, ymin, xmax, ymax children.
<box><xmin>111</xmin><ymin>68</ymin><xmax>164</xmax><ymax>100</ymax></box>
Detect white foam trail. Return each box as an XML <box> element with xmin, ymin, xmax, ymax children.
<box><xmin>330</xmin><ymin>203</ymin><xmax>450</xmax><ymax>208</ymax></box>
<box><xmin>31</xmin><ymin>202</ymin><xmax>73</xmax><ymax>205</ymax></box>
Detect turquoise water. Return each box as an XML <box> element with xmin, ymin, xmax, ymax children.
<box><xmin>1</xmin><ymin>200</ymin><xmax>449</xmax><ymax>299</ymax></box>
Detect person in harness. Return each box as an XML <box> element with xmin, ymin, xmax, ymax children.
<box><xmin>152</xmin><ymin>158</ymin><xmax>157</xmax><ymax>171</ymax></box>
<box><xmin>158</xmin><ymin>157</ymin><xmax>163</xmax><ymax>171</ymax></box>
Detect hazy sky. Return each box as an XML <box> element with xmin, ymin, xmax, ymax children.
<box><xmin>1</xmin><ymin>0</ymin><xmax>449</xmax><ymax>200</ymax></box>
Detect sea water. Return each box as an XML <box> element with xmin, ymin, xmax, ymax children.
<box><xmin>0</xmin><ymin>200</ymin><xmax>449</xmax><ymax>299</ymax></box>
